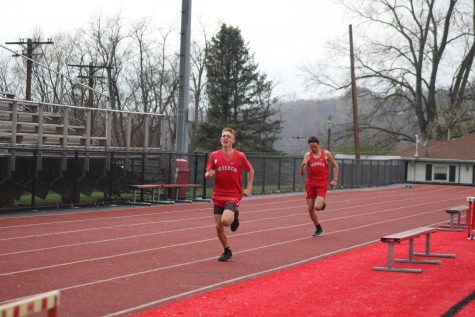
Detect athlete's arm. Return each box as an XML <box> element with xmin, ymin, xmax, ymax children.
<box><xmin>205</xmin><ymin>169</ymin><xmax>215</xmax><ymax>179</ymax></box>
<box><xmin>300</xmin><ymin>152</ymin><xmax>309</xmax><ymax>176</ymax></box>
<box><xmin>205</xmin><ymin>152</ymin><xmax>216</xmax><ymax>179</ymax></box>
<box><xmin>326</xmin><ymin>151</ymin><xmax>339</xmax><ymax>188</ymax></box>
<box><xmin>243</xmin><ymin>165</ymin><xmax>254</xmax><ymax>196</ymax></box>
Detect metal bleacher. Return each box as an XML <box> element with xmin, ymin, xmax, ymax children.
<box><xmin>0</xmin><ymin>97</ymin><xmax>107</xmax><ymax>148</ymax></box>
<box><xmin>0</xmin><ymin>94</ymin><xmax>169</xmax><ymax>208</ymax></box>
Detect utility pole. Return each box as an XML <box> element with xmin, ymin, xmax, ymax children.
<box><xmin>176</xmin><ymin>0</ymin><xmax>192</xmax><ymax>154</ymax></box>
<box><xmin>326</xmin><ymin>115</ymin><xmax>332</xmax><ymax>151</ymax></box>
<box><xmin>68</xmin><ymin>62</ymin><xmax>110</xmax><ymax>108</ymax></box>
<box><xmin>68</xmin><ymin>63</ymin><xmax>111</xmax><ymax>141</ymax></box>
<box><xmin>349</xmin><ymin>24</ymin><xmax>361</xmax><ymax>160</ymax></box>
<box><xmin>6</xmin><ymin>38</ymin><xmax>54</xmax><ymax>101</ymax></box>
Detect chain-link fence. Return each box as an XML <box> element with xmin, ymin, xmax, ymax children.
<box><xmin>0</xmin><ymin>146</ymin><xmax>407</xmax><ymax>211</ymax></box>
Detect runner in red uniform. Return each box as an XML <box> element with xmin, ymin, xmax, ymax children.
<box><xmin>205</xmin><ymin>128</ymin><xmax>254</xmax><ymax>261</ymax></box>
<box><xmin>301</xmin><ymin>136</ymin><xmax>339</xmax><ymax>237</ymax></box>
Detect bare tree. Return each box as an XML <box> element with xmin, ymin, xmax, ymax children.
<box><xmin>303</xmin><ymin>0</ymin><xmax>475</xmax><ymax>144</ymax></box>
<box><xmin>444</xmin><ymin>0</ymin><xmax>475</xmax><ymax>136</ymax></box>
<box><xmin>126</xmin><ymin>21</ymin><xmax>179</xmax><ymax>148</ymax></box>
<box><xmin>0</xmin><ymin>11</ymin><xmax>209</xmax><ymax>150</ymax></box>
<box><xmin>0</xmin><ymin>51</ymin><xmax>22</xmax><ymax>96</ymax></box>
<box><xmin>82</xmin><ymin>13</ymin><xmax>130</xmax><ymax>145</ymax></box>
<box><xmin>189</xmin><ymin>23</ymin><xmax>209</xmax><ymax>143</ymax></box>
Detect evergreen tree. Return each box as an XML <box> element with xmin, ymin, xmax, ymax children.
<box><xmin>191</xmin><ymin>24</ymin><xmax>281</xmax><ymax>153</ymax></box>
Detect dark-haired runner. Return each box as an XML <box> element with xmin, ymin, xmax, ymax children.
<box><xmin>301</xmin><ymin>136</ymin><xmax>339</xmax><ymax>237</ymax></box>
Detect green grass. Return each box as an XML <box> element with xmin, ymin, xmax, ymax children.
<box><xmin>15</xmin><ymin>192</ymin><xmax>126</xmax><ymax>207</ymax></box>
<box><xmin>12</xmin><ymin>184</ymin><xmax>305</xmax><ymax>208</ymax></box>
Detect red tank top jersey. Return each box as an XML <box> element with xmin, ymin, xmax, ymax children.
<box><xmin>306</xmin><ymin>149</ymin><xmax>329</xmax><ymax>186</ymax></box>
<box><xmin>206</xmin><ymin>149</ymin><xmax>252</xmax><ymax>203</ymax></box>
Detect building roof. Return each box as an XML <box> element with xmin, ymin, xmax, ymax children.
<box><xmin>388</xmin><ymin>132</ymin><xmax>475</xmax><ymax>161</ymax></box>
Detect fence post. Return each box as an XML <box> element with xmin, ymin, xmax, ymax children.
<box><xmin>341</xmin><ymin>159</ymin><xmax>345</xmax><ymax>188</ymax></box>
<box><xmin>31</xmin><ymin>149</ymin><xmax>37</xmax><ymax>209</ymax></box>
<box><xmin>292</xmin><ymin>157</ymin><xmax>296</xmax><ymax>192</ymax></box>
<box><xmin>168</xmin><ymin>152</ymin><xmax>173</xmax><ymax>184</ymax></box>
<box><xmin>73</xmin><ymin>151</ymin><xmax>79</xmax><ymax>205</ymax></box>
<box><xmin>277</xmin><ymin>157</ymin><xmax>282</xmax><ymax>191</ymax></box>
<box><xmin>369</xmin><ymin>160</ymin><xmax>373</xmax><ymax>187</ymax></box>
<box><xmin>140</xmin><ymin>152</ymin><xmax>145</xmax><ymax>201</ymax></box>
<box><xmin>108</xmin><ymin>151</ymin><xmax>114</xmax><ymax>201</ymax></box>
<box><xmin>202</xmin><ymin>152</ymin><xmax>208</xmax><ymax>199</ymax></box>
<box><xmin>167</xmin><ymin>152</ymin><xmax>173</xmax><ymax>198</ymax></box>
<box><xmin>193</xmin><ymin>153</ymin><xmax>199</xmax><ymax>198</ymax></box>
<box><xmin>262</xmin><ymin>157</ymin><xmax>266</xmax><ymax>193</ymax></box>
<box><xmin>351</xmin><ymin>160</ymin><xmax>355</xmax><ymax>188</ymax></box>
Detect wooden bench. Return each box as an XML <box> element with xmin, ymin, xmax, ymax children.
<box><xmin>0</xmin><ymin>290</ymin><xmax>60</xmax><ymax>317</ymax></box>
<box><xmin>373</xmin><ymin>227</ymin><xmax>456</xmax><ymax>273</ymax></box>
<box><xmin>162</xmin><ymin>183</ymin><xmax>202</xmax><ymax>203</ymax></box>
<box><xmin>129</xmin><ymin>159</ymin><xmax>207</xmax><ymax>205</ymax></box>
<box><xmin>129</xmin><ymin>184</ymin><xmax>168</xmax><ymax>205</ymax></box>
<box><xmin>129</xmin><ymin>183</ymin><xmax>203</xmax><ymax>205</ymax></box>
<box><xmin>439</xmin><ymin>205</ymin><xmax>468</xmax><ymax>232</ymax></box>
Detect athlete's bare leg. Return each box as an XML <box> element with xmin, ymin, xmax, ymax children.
<box><xmin>221</xmin><ymin>209</ymin><xmax>235</xmax><ymax>226</ymax></box>
<box><xmin>306</xmin><ymin>198</ymin><xmax>318</xmax><ymax>225</ymax></box>
<box><xmin>307</xmin><ymin>196</ymin><xmax>326</xmax><ymax>225</ymax></box>
<box><xmin>214</xmin><ymin>210</ymin><xmax>236</xmax><ymax>248</ymax></box>
<box><xmin>214</xmin><ymin>214</ymin><xmax>228</xmax><ymax>248</ymax></box>
<box><xmin>314</xmin><ymin>196</ymin><xmax>325</xmax><ymax>211</ymax></box>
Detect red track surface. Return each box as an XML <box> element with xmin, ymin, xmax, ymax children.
<box><xmin>0</xmin><ymin>184</ymin><xmax>473</xmax><ymax>316</ymax></box>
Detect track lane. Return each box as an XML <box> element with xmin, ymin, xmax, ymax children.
<box><xmin>0</xmin><ymin>184</ymin><xmax>473</xmax><ymax>316</ymax></box>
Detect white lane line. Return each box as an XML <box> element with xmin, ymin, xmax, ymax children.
<box><xmin>102</xmin><ymin>240</ymin><xmax>380</xmax><ymax>317</ymax></box>
<box><xmin>0</xmin><ymin>196</ymin><xmax>320</xmax><ymax>227</ymax></box>
<box><xmin>0</xmin><ymin>216</ymin><xmax>447</xmax><ymax>313</ymax></box>
<box><xmin>1</xmin><ymin>187</ymin><xmax>467</xmax><ymax>242</ymax></box>
<box><xmin>0</xmin><ymin>218</ymin><xmax>348</xmax><ymax>276</ymax></box>
<box><xmin>0</xmin><ymin>206</ymin><xmax>447</xmax><ymax>277</ymax></box>
<box><xmin>0</xmin><ymin>195</ymin><xmax>454</xmax><ymax>257</ymax></box>
<box><xmin>0</xmin><ymin>184</ymin><xmax>452</xmax><ymax>228</ymax></box>
<box><xmin>0</xmin><ymin>202</ymin><xmax>310</xmax><ymax>241</ymax></box>
<box><xmin>104</xmin><ymin>219</ymin><xmax>450</xmax><ymax>317</ymax></box>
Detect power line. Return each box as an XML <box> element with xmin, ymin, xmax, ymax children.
<box><xmin>5</xmin><ymin>38</ymin><xmax>53</xmax><ymax>101</ymax></box>
<box><xmin>68</xmin><ymin>62</ymin><xmax>111</xmax><ymax>108</ymax></box>
<box><xmin>0</xmin><ymin>42</ymin><xmax>111</xmax><ymax>102</ymax></box>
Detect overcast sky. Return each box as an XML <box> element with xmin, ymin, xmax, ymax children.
<box><xmin>0</xmin><ymin>0</ymin><xmax>349</xmax><ymax>100</ymax></box>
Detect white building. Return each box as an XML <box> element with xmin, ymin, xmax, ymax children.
<box><xmin>388</xmin><ymin>132</ymin><xmax>475</xmax><ymax>185</ymax></box>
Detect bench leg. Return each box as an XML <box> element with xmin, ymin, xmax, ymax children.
<box><xmin>192</xmin><ymin>197</ymin><xmax>212</xmax><ymax>202</ymax></box>
<box><xmin>173</xmin><ymin>187</ymin><xmax>193</xmax><ymax>203</ymax></box>
<box><xmin>373</xmin><ymin>243</ymin><xmax>422</xmax><ymax>273</ymax></box>
<box><xmin>439</xmin><ymin>213</ymin><xmax>463</xmax><ymax>232</ymax></box>
<box><xmin>396</xmin><ymin>238</ymin><xmax>441</xmax><ymax>265</ymax></box>
<box><xmin>463</xmin><ymin>210</ymin><xmax>469</xmax><ymax>228</ymax></box>
<box><xmin>149</xmin><ymin>187</ymin><xmax>175</xmax><ymax>205</ymax></box>
<box><xmin>468</xmin><ymin>207</ymin><xmax>475</xmax><ymax>240</ymax></box>
<box><xmin>126</xmin><ymin>188</ymin><xmax>152</xmax><ymax>206</ymax></box>
<box><xmin>413</xmin><ymin>233</ymin><xmax>456</xmax><ymax>258</ymax></box>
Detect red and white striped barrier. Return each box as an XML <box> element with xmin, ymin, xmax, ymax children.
<box><xmin>0</xmin><ymin>290</ymin><xmax>60</xmax><ymax>317</ymax></box>
<box><xmin>468</xmin><ymin>196</ymin><xmax>475</xmax><ymax>240</ymax></box>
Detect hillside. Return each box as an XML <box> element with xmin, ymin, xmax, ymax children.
<box><xmin>273</xmin><ymin>96</ymin><xmax>351</xmax><ymax>154</ymax></box>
